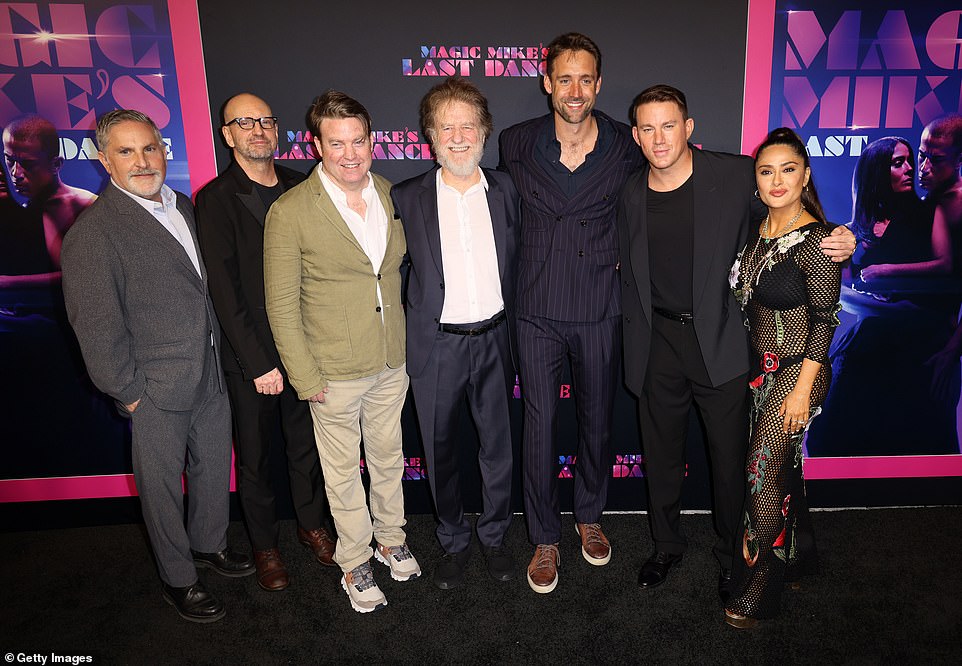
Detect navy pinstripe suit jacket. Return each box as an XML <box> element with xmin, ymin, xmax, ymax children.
<box><xmin>498</xmin><ymin>111</ymin><xmax>643</xmax><ymax>323</ymax></box>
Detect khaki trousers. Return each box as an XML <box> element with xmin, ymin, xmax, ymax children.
<box><xmin>309</xmin><ymin>364</ymin><xmax>409</xmax><ymax>572</ymax></box>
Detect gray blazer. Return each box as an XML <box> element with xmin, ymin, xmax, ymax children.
<box><xmin>61</xmin><ymin>183</ymin><xmax>222</xmax><ymax>412</ymax></box>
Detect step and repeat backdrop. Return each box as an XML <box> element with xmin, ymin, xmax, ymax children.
<box><xmin>1</xmin><ymin>0</ymin><xmax>960</xmax><ymax>521</ymax></box>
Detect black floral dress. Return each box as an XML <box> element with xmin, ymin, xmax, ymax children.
<box><xmin>728</xmin><ymin>221</ymin><xmax>841</xmax><ymax>618</ymax></box>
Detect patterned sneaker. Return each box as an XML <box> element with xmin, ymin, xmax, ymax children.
<box><xmin>341</xmin><ymin>561</ymin><xmax>387</xmax><ymax>613</ymax></box>
<box><xmin>575</xmin><ymin>522</ymin><xmax>611</xmax><ymax>565</ymax></box>
<box><xmin>375</xmin><ymin>542</ymin><xmax>421</xmax><ymax>581</ymax></box>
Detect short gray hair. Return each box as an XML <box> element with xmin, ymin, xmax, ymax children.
<box><xmin>95</xmin><ymin>109</ymin><xmax>162</xmax><ymax>151</ymax></box>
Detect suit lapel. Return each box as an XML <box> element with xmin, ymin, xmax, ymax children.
<box><xmin>691</xmin><ymin>148</ymin><xmax>722</xmax><ymax>311</ymax></box>
<box><xmin>307</xmin><ymin>167</ymin><xmax>366</xmax><ymax>254</ymax></box>
<box><xmin>417</xmin><ymin>168</ymin><xmax>444</xmax><ymax>276</ymax></box>
<box><xmin>484</xmin><ymin>174</ymin><xmax>508</xmax><ymax>281</ymax></box>
<box><xmin>103</xmin><ymin>184</ymin><xmax>203</xmax><ymax>288</ymax></box>
<box><xmin>626</xmin><ymin>169</ymin><xmax>652</xmax><ymax>321</ymax></box>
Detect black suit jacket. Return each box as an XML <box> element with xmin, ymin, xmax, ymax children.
<box><xmin>391</xmin><ymin>166</ymin><xmax>521</xmax><ymax>379</ymax></box>
<box><xmin>195</xmin><ymin>161</ymin><xmax>306</xmax><ymax>381</ymax></box>
<box><xmin>498</xmin><ymin>111</ymin><xmax>643</xmax><ymax>322</ymax></box>
<box><xmin>617</xmin><ymin>147</ymin><xmax>763</xmax><ymax>394</ymax></box>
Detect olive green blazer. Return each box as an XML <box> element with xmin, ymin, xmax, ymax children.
<box><xmin>264</xmin><ymin>166</ymin><xmax>406</xmax><ymax>399</ymax></box>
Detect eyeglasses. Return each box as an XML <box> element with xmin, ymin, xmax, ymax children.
<box><xmin>224</xmin><ymin>116</ymin><xmax>278</xmax><ymax>130</ymax></box>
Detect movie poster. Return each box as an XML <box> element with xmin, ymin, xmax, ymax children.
<box><xmin>745</xmin><ymin>1</ymin><xmax>962</xmax><ymax>471</ymax></box>
<box><xmin>0</xmin><ymin>1</ymin><xmax>214</xmax><ymax>501</ymax></box>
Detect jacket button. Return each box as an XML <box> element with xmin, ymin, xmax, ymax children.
<box><xmin>440</xmin><ymin>282</ymin><xmax>444</xmax><ymax>289</ymax></box>
<box><xmin>578</xmin><ymin>250</ymin><xmax>584</xmax><ymax>257</ymax></box>
<box><xmin>377</xmin><ymin>273</ymin><xmax>382</xmax><ymax>280</ymax></box>
<box><xmin>376</xmin><ymin>306</ymin><xmax>382</xmax><ymax>312</ymax></box>
<box><xmin>580</xmin><ymin>220</ymin><xmax>587</xmax><ymax>227</ymax></box>
<box><xmin>556</xmin><ymin>216</ymin><xmax>562</xmax><ymax>222</ymax></box>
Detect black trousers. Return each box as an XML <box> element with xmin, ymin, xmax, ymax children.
<box><xmin>639</xmin><ymin>313</ymin><xmax>749</xmax><ymax>569</ymax></box>
<box><xmin>225</xmin><ymin>370</ymin><xmax>331</xmax><ymax>551</ymax></box>
<box><xmin>410</xmin><ymin>316</ymin><xmax>514</xmax><ymax>553</ymax></box>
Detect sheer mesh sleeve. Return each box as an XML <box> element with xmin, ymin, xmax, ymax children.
<box><xmin>799</xmin><ymin>225</ymin><xmax>842</xmax><ymax>364</ymax></box>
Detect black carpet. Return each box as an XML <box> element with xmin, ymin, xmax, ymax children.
<box><xmin>1</xmin><ymin>508</ymin><xmax>960</xmax><ymax>664</ymax></box>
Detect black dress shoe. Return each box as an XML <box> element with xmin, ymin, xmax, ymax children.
<box><xmin>482</xmin><ymin>545</ymin><xmax>516</xmax><ymax>582</ymax></box>
<box><xmin>432</xmin><ymin>549</ymin><xmax>471</xmax><ymax>590</ymax></box>
<box><xmin>718</xmin><ymin>568</ymin><xmax>733</xmax><ymax>603</ymax></box>
<box><xmin>191</xmin><ymin>548</ymin><xmax>255</xmax><ymax>578</ymax></box>
<box><xmin>638</xmin><ymin>551</ymin><xmax>683</xmax><ymax>589</ymax></box>
<box><xmin>162</xmin><ymin>581</ymin><xmax>226</xmax><ymax>623</ymax></box>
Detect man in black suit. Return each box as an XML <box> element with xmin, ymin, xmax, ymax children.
<box><xmin>617</xmin><ymin>84</ymin><xmax>854</xmax><ymax>600</ymax></box>
<box><xmin>498</xmin><ymin>33</ymin><xmax>643</xmax><ymax>593</ymax></box>
<box><xmin>62</xmin><ymin>110</ymin><xmax>252</xmax><ymax>623</ymax></box>
<box><xmin>196</xmin><ymin>93</ymin><xmax>335</xmax><ymax>592</ymax></box>
<box><xmin>391</xmin><ymin>78</ymin><xmax>520</xmax><ymax>589</ymax></box>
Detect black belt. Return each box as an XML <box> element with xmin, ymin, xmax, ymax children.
<box><xmin>653</xmin><ymin>307</ymin><xmax>693</xmax><ymax>324</ymax></box>
<box><xmin>439</xmin><ymin>311</ymin><xmax>506</xmax><ymax>336</ymax></box>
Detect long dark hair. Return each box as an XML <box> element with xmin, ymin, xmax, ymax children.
<box><xmin>851</xmin><ymin>136</ymin><xmax>918</xmax><ymax>245</ymax></box>
<box><xmin>754</xmin><ymin>127</ymin><xmax>828</xmax><ymax>225</ymax></box>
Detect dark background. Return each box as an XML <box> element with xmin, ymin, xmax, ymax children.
<box><xmin>192</xmin><ymin>0</ymin><xmax>753</xmax><ymax>517</ymax></box>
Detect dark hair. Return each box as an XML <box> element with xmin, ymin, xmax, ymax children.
<box><xmin>3</xmin><ymin>115</ymin><xmax>60</xmax><ymax>159</ymax></box>
<box><xmin>308</xmin><ymin>90</ymin><xmax>372</xmax><ymax>139</ymax></box>
<box><xmin>629</xmin><ymin>84</ymin><xmax>689</xmax><ymax>125</ymax></box>
<box><xmin>545</xmin><ymin>32</ymin><xmax>601</xmax><ymax>78</ymax></box>
<box><xmin>851</xmin><ymin>137</ymin><xmax>918</xmax><ymax>245</ymax></box>
<box><xmin>95</xmin><ymin>109</ymin><xmax>162</xmax><ymax>151</ymax></box>
<box><xmin>925</xmin><ymin>113</ymin><xmax>962</xmax><ymax>153</ymax></box>
<box><xmin>754</xmin><ymin>127</ymin><xmax>828</xmax><ymax>225</ymax></box>
<box><xmin>420</xmin><ymin>77</ymin><xmax>494</xmax><ymax>148</ymax></box>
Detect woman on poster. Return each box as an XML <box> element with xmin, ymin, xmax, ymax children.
<box><xmin>725</xmin><ymin>128</ymin><xmax>841</xmax><ymax>628</ymax></box>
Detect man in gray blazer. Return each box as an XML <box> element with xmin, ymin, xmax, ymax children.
<box><xmin>61</xmin><ymin>110</ymin><xmax>252</xmax><ymax>623</ymax></box>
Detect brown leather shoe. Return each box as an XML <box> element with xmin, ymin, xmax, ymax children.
<box><xmin>297</xmin><ymin>526</ymin><xmax>336</xmax><ymax>567</ymax></box>
<box><xmin>526</xmin><ymin>544</ymin><xmax>559</xmax><ymax>594</ymax></box>
<box><xmin>576</xmin><ymin>522</ymin><xmax>611</xmax><ymax>565</ymax></box>
<box><xmin>254</xmin><ymin>549</ymin><xmax>289</xmax><ymax>591</ymax></box>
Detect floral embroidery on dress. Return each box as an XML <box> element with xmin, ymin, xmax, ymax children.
<box><xmin>747</xmin><ymin>445</ymin><xmax>772</xmax><ymax>495</ymax></box>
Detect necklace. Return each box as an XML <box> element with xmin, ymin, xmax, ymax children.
<box><xmin>761</xmin><ymin>204</ymin><xmax>805</xmax><ymax>242</ymax></box>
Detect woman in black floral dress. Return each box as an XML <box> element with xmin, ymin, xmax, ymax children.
<box><xmin>724</xmin><ymin>128</ymin><xmax>841</xmax><ymax>628</ymax></box>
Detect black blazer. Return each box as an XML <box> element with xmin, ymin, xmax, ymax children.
<box><xmin>195</xmin><ymin>161</ymin><xmax>306</xmax><ymax>381</ymax></box>
<box><xmin>617</xmin><ymin>147</ymin><xmax>762</xmax><ymax>394</ymax></box>
<box><xmin>498</xmin><ymin>111</ymin><xmax>642</xmax><ymax>322</ymax></box>
<box><xmin>391</xmin><ymin>166</ymin><xmax>521</xmax><ymax>379</ymax></box>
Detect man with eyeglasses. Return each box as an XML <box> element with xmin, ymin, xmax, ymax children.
<box><xmin>195</xmin><ymin>93</ymin><xmax>337</xmax><ymax>593</ymax></box>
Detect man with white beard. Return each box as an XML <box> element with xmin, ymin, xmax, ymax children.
<box><xmin>391</xmin><ymin>78</ymin><xmax>521</xmax><ymax>590</ymax></box>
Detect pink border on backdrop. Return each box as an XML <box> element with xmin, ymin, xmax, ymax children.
<box><xmin>0</xmin><ymin>465</ymin><xmax>236</xmax><ymax>503</ymax></box>
<box><xmin>168</xmin><ymin>0</ymin><xmax>217</xmax><ymax>195</ymax></box>
<box><xmin>741</xmin><ymin>0</ymin><xmax>776</xmax><ymax>155</ymax></box>
<box><xmin>740</xmin><ymin>0</ymin><xmax>962</xmax><ymax>480</ymax></box>
<box><xmin>0</xmin><ymin>2</ymin><xmax>226</xmax><ymax>506</ymax></box>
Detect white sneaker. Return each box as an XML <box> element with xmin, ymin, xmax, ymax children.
<box><xmin>375</xmin><ymin>542</ymin><xmax>421</xmax><ymax>581</ymax></box>
<box><xmin>341</xmin><ymin>561</ymin><xmax>387</xmax><ymax>613</ymax></box>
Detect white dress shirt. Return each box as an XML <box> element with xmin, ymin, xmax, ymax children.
<box><xmin>436</xmin><ymin>168</ymin><xmax>503</xmax><ymax>324</ymax></box>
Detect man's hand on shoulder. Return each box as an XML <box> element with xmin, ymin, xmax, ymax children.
<box><xmin>820</xmin><ymin>225</ymin><xmax>856</xmax><ymax>263</ymax></box>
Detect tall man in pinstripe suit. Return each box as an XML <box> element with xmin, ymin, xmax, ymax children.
<box><xmin>499</xmin><ymin>33</ymin><xmax>643</xmax><ymax>593</ymax></box>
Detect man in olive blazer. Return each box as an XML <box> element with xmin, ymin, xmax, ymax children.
<box><xmin>264</xmin><ymin>91</ymin><xmax>418</xmax><ymax>614</ymax></box>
